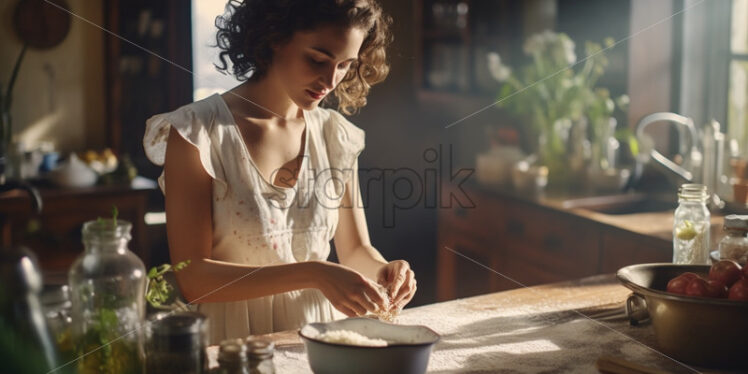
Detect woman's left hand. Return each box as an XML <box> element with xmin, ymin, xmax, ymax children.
<box><xmin>377</xmin><ymin>260</ymin><xmax>416</xmax><ymax>310</ymax></box>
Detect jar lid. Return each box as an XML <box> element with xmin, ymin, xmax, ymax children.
<box><xmin>41</xmin><ymin>284</ymin><xmax>70</xmax><ymax>307</ymax></box>
<box><xmin>150</xmin><ymin>311</ymin><xmax>207</xmax><ymax>336</ymax></box>
<box><xmin>218</xmin><ymin>338</ymin><xmax>248</xmax><ymax>364</ymax></box>
<box><xmin>678</xmin><ymin>184</ymin><xmax>709</xmax><ymax>202</ymax></box>
<box><xmin>82</xmin><ymin>219</ymin><xmax>132</xmax><ymax>242</ymax></box>
<box><xmin>724</xmin><ymin>215</ymin><xmax>748</xmax><ymax>231</ymax></box>
<box><xmin>245</xmin><ymin>338</ymin><xmax>274</xmax><ymax>359</ymax></box>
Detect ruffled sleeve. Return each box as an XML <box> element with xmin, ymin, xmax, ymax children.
<box><xmin>322</xmin><ymin>109</ymin><xmax>366</xmax><ymax>188</ymax></box>
<box><xmin>143</xmin><ymin>103</ymin><xmax>228</xmax><ymax>198</ymax></box>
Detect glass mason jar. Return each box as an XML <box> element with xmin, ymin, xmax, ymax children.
<box><xmin>673</xmin><ymin>184</ymin><xmax>711</xmax><ymax>264</ymax></box>
<box><xmin>41</xmin><ymin>284</ymin><xmax>74</xmax><ymax>363</ymax></box>
<box><xmin>146</xmin><ymin>311</ymin><xmax>209</xmax><ymax>374</ymax></box>
<box><xmin>718</xmin><ymin>215</ymin><xmax>748</xmax><ymax>263</ymax></box>
<box><xmin>246</xmin><ymin>338</ymin><xmax>275</xmax><ymax>374</ymax></box>
<box><xmin>68</xmin><ymin>219</ymin><xmax>146</xmax><ymax>374</ymax></box>
<box><xmin>216</xmin><ymin>339</ymin><xmax>249</xmax><ymax>374</ymax></box>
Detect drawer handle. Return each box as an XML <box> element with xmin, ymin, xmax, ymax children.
<box><xmin>542</xmin><ymin>235</ymin><xmax>563</xmax><ymax>251</ymax></box>
<box><xmin>506</xmin><ymin>220</ymin><xmax>524</xmax><ymax>235</ymax></box>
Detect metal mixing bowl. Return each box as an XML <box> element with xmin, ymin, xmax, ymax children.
<box><xmin>617</xmin><ymin>263</ymin><xmax>748</xmax><ymax>369</ymax></box>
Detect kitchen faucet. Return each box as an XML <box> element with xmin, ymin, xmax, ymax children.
<box><xmin>635</xmin><ymin>112</ymin><xmax>724</xmax><ymax>206</ymax></box>
<box><xmin>0</xmin><ymin>178</ymin><xmax>43</xmax><ymax>214</ymax></box>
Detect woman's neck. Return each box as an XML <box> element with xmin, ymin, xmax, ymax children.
<box><xmin>228</xmin><ymin>78</ymin><xmax>301</xmax><ymax>121</ymax></box>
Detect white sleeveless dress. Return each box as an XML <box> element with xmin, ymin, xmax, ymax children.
<box><xmin>143</xmin><ymin>93</ymin><xmax>363</xmax><ymax>343</ymax></box>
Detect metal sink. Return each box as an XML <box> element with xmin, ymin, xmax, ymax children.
<box><xmin>561</xmin><ymin>193</ymin><xmax>677</xmax><ymax>215</ymax></box>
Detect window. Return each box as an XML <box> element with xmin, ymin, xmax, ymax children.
<box><xmin>680</xmin><ymin>0</ymin><xmax>746</xmax><ymax>156</ymax></box>
<box><xmin>728</xmin><ymin>0</ymin><xmax>748</xmax><ymax>154</ymax></box>
<box><xmin>191</xmin><ymin>0</ymin><xmax>238</xmax><ymax>101</ymax></box>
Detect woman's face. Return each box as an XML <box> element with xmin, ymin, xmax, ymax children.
<box><xmin>270</xmin><ymin>25</ymin><xmax>366</xmax><ymax>110</ymax></box>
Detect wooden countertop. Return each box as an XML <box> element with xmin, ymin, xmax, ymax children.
<box><xmin>468</xmin><ymin>182</ymin><xmax>726</xmax><ymax>247</ymax></box>
<box><xmin>208</xmin><ymin>275</ymin><xmax>738</xmax><ymax>373</ymax></box>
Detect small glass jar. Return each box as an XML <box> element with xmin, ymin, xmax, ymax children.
<box><xmin>246</xmin><ymin>338</ymin><xmax>275</xmax><ymax>374</ymax></box>
<box><xmin>216</xmin><ymin>338</ymin><xmax>251</xmax><ymax>374</ymax></box>
<box><xmin>41</xmin><ymin>284</ymin><xmax>74</xmax><ymax>363</ymax></box>
<box><xmin>146</xmin><ymin>311</ymin><xmax>208</xmax><ymax>374</ymax></box>
<box><xmin>718</xmin><ymin>215</ymin><xmax>748</xmax><ymax>263</ymax></box>
<box><xmin>68</xmin><ymin>219</ymin><xmax>146</xmax><ymax>374</ymax></box>
<box><xmin>673</xmin><ymin>184</ymin><xmax>711</xmax><ymax>264</ymax></box>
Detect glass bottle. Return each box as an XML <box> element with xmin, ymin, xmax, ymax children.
<box><xmin>673</xmin><ymin>184</ymin><xmax>711</xmax><ymax>264</ymax></box>
<box><xmin>216</xmin><ymin>339</ymin><xmax>249</xmax><ymax>374</ymax></box>
<box><xmin>68</xmin><ymin>219</ymin><xmax>146</xmax><ymax>374</ymax></box>
<box><xmin>246</xmin><ymin>338</ymin><xmax>275</xmax><ymax>374</ymax></box>
<box><xmin>0</xmin><ymin>246</ymin><xmax>61</xmax><ymax>373</ymax></box>
<box><xmin>41</xmin><ymin>284</ymin><xmax>74</xmax><ymax>363</ymax></box>
<box><xmin>718</xmin><ymin>215</ymin><xmax>748</xmax><ymax>263</ymax></box>
<box><xmin>146</xmin><ymin>311</ymin><xmax>209</xmax><ymax>374</ymax></box>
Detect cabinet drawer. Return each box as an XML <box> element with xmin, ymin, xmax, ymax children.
<box><xmin>502</xmin><ymin>203</ymin><xmax>601</xmax><ymax>279</ymax></box>
<box><xmin>437</xmin><ymin>225</ymin><xmax>500</xmax><ymax>300</ymax></box>
<box><xmin>599</xmin><ymin>228</ymin><xmax>671</xmax><ymax>273</ymax></box>
<box><xmin>438</xmin><ymin>187</ymin><xmax>506</xmax><ymax>241</ymax></box>
<box><xmin>497</xmin><ymin>255</ymin><xmax>571</xmax><ymax>288</ymax></box>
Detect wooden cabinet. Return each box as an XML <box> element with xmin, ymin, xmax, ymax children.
<box><xmin>598</xmin><ymin>229</ymin><xmax>671</xmax><ymax>274</ymax></box>
<box><xmin>104</xmin><ymin>0</ymin><xmax>192</xmax><ymax>181</ymax></box>
<box><xmin>0</xmin><ymin>183</ymin><xmax>155</xmax><ymax>275</ymax></box>
<box><xmin>436</xmin><ymin>182</ymin><xmax>672</xmax><ymax>301</ymax></box>
<box><xmin>437</xmin><ymin>186</ymin><xmax>505</xmax><ymax>300</ymax></box>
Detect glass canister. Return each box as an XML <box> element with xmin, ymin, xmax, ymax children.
<box><xmin>673</xmin><ymin>184</ymin><xmax>711</xmax><ymax>264</ymax></box>
<box><xmin>145</xmin><ymin>311</ymin><xmax>209</xmax><ymax>374</ymax></box>
<box><xmin>68</xmin><ymin>219</ymin><xmax>146</xmax><ymax>374</ymax></box>
<box><xmin>41</xmin><ymin>284</ymin><xmax>74</xmax><ymax>363</ymax></box>
<box><xmin>246</xmin><ymin>338</ymin><xmax>275</xmax><ymax>374</ymax></box>
<box><xmin>216</xmin><ymin>339</ymin><xmax>249</xmax><ymax>374</ymax></box>
<box><xmin>718</xmin><ymin>215</ymin><xmax>748</xmax><ymax>263</ymax></box>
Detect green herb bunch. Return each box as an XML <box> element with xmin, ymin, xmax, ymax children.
<box><xmin>145</xmin><ymin>260</ymin><xmax>191</xmax><ymax>311</ymax></box>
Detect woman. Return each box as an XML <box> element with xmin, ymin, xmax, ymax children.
<box><xmin>143</xmin><ymin>0</ymin><xmax>416</xmax><ymax>343</ymax></box>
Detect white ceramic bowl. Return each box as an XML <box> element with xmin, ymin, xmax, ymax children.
<box><xmin>299</xmin><ymin>317</ymin><xmax>440</xmax><ymax>374</ymax></box>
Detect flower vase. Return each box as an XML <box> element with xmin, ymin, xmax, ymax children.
<box><xmin>537</xmin><ymin>118</ymin><xmax>588</xmax><ymax>194</ymax></box>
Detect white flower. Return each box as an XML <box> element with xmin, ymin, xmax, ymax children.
<box><xmin>487</xmin><ymin>52</ymin><xmax>512</xmax><ymax>82</ymax></box>
<box><xmin>540</xmin><ymin>30</ymin><xmax>558</xmax><ymax>44</ymax></box>
<box><xmin>561</xmin><ymin>36</ymin><xmax>576</xmax><ymax>65</ymax></box>
<box><xmin>523</xmin><ymin>33</ymin><xmax>545</xmax><ymax>55</ymax></box>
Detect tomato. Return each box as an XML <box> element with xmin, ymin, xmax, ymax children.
<box><xmin>666</xmin><ymin>272</ymin><xmax>700</xmax><ymax>294</ymax></box>
<box><xmin>705</xmin><ymin>279</ymin><xmax>728</xmax><ymax>298</ymax></box>
<box><xmin>728</xmin><ymin>277</ymin><xmax>748</xmax><ymax>301</ymax></box>
<box><xmin>680</xmin><ymin>272</ymin><xmax>700</xmax><ymax>281</ymax></box>
<box><xmin>708</xmin><ymin>260</ymin><xmax>743</xmax><ymax>287</ymax></box>
<box><xmin>685</xmin><ymin>277</ymin><xmax>710</xmax><ymax>297</ymax></box>
<box><xmin>667</xmin><ymin>272</ymin><xmax>699</xmax><ymax>294</ymax></box>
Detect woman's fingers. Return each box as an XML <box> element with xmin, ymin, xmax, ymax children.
<box><xmin>388</xmin><ymin>262</ymin><xmax>408</xmax><ymax>295</ymax></box>
<box><xmin>355</xmin><ymin>289</ymin><xmax>380</xmax><ymax>313</ymax></box>
<box><xmin>333</xmin><ymin>302</ymin><xmax>358</xmax><ymax>317</ymax></box>
<box><xmin>393</xmin><ymin>270</ymin><xmax>415</xmax><ymax>306</ymax></box>
<box><xmin>344</xmin><ymin>300</ymin><xmax>367</xmax><ymax>316</ymax></box>
<box><xmin>401</xmin><ymin>282</ymin><xmax>417</xmax><ymax>308</ymax></box>
<box><xmin>362</xmin><ymin>282</ymin><xmax>388</xmax><ymax>310</ymax></box>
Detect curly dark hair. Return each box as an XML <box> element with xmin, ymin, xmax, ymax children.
<box><xmin>214</xmin><ymin>0</ymin><xmax>392</xmax><ymax>115</ymax></box>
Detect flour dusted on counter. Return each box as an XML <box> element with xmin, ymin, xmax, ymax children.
<box><xmin>317</xmin><ymin>330</ymin><xmax>388</xmax><ymax>347</ymax></box>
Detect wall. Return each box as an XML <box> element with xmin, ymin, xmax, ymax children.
<box><xmin>351</xmin><ymin>0</ymin><xmax>683</xmax><ymax>306</ymax></box>
<box><xmin>0</xmin><ymin>0</ymin><xmax>106</xmax><ymax>153</ymax></box>
<box><xmin>346</xmin><ymin>0</ymin><xmax>442</xmax><ymax>306</ymax></box>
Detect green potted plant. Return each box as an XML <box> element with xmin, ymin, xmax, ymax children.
<box><xmin>488</xmin><ymin>31</ymin><xmax>626</xmax><ymax>190</ymax></box>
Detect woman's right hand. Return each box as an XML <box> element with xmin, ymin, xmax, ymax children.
<box><xmin>315</xmin><ymin>262</ymin><xmax>388</xmax><ymax>317</ymax></box>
